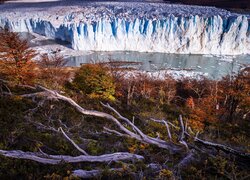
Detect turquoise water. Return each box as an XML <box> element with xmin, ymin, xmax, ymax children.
<box><xmin>19</xmin><ymin>32</ymin><xmax>250</xmax><ymax>79</ymax></box>
<box><xmin>66</xmin><ymin>51</ymin><xmax>250</xmax><ymax>79</ymax></box>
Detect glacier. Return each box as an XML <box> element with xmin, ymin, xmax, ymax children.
<box><xmin>0</xmin><ymin>1</ymin><xmax>249</xmax><ymax>55</ymax></box>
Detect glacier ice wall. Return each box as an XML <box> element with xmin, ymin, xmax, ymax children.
<box><xmin>0</xmin><ymin>3</ymin><xmax>249</xmax><ymax>55</ymax></box>
<box><xmin>71</xmin><ymin>15</ymin><xmax>250</xmax><ymax>55</ymax></box>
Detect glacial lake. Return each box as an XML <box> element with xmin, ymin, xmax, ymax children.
<box><xmin>65</xmin><ymin>52</ymin><xmax>250</xmax><ymax>79</ymax></box>
<box><xmin>20</xmin><ymin>32</ymin><xmax>250</xmax><ymax>79</ymax></box>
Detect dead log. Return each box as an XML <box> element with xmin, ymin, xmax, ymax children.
<box><xmin>22</xmin><ymin>85</ymin><xmax>181</xmax><ymax>153</ymax></box>
<box><xmin>194</xmin><ymin>136</ymin><xmax>250</xmax><ymax>159</ymax></box>
<box><xmin>16</xmin><ymin>85</ymin><xmax>250</xmax><ymax>160</ymax></box>
<box><xmin>0</xmin><ymin>150</ymin><xmax>144</xmax><ymax>165</ymax></box>
<box><xmin>73</xmin><ymin>169</ymin><xmax>102</xmax><ymax>179</ymax></box>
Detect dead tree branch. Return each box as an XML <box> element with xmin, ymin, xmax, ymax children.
<box><xmin>149</xmin><ymin>118</ymin><xmax>172</xmax><ymax>140</ymax></box>
<box><xmin>100</xmin><ymin>102</ymin><xmax>180</xmax><ymax>152</ymax></box>
<box><xmin>21</xmin><ymin>86</ymin><xmax>181</xmax><ymax>153</ymax></box>
<box><xmin>103</xmin><ymin>127</ymin><xmax>130</xmax><ymax>138</ymax></box>
<box><xmin>178</xmin><ymin>115</ymin><xmax>189</xmax><ymax>150</ymax></box>
<box><xmin>59</xmin><ymin>127</ymin><xmax>89</xmax><ymax>156</ymax></box>
<box><xmin>10</xmin><ymin>85</ymin><xmax>250</xmax><ymax>160</ymax></box>
<box><xmin>0</xmin><ymin>150</ymin><xmax>144</xmax><ymax>165</ymax></box>
<box><xmin>194</xmin><ymin>136</ymin><xmax>250</xmax><ymax>159</ymax></box>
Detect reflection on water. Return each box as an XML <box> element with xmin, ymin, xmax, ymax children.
<box><xmin>66</xmin><ymin>51</ymin><xmax>250</xmax><ymax>79</ymax></box>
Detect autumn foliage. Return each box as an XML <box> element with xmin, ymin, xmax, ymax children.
<box><xmin>0</xmin><ymin>28</ymin><xmax>37</xmax><ymax>84</ymax></box>
<box><xmin>37</xmin><ymin>53</ymin><xmax>70</xmax><ymax>88</ymax></box>
<box><xmin>73</xmin><ymin>64</ymin><xmax>116</xmax><ymax>100</ymax></box>
<box><xmin>109</xmin><ymin>67</ymin><xmax>250</xmax><ymax>132</ymax></box>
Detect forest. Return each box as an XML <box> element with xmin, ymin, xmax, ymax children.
<box><xmin>0</xmin><ymin>29</ymin><xmax>249</xmax><ymax>179</ymax></box>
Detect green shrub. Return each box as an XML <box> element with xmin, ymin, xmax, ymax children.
<box><xmin>73</xmin><ymin>64</ymin><xmax>115</xmax><ymax>101</ymax></box>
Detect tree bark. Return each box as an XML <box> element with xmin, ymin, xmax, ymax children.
<box><xmin>0</xmin><ymin>150</ymin><xmax>144</xmax><ymax>165</ymax></box>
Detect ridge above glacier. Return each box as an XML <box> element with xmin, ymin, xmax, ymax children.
<box><xmin>0</xmin><ymin>0</ymin><xmax>241</xmax><ymax>24</ymax></box>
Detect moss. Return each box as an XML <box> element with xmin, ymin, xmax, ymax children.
<box><xmin>86</xmin><ymin>141</ymin><xmax>104</xmax><ymax>155</ymax></box>
<box><xmin>158</xmin><ymin>169</ymin><xmax>173</xmax><ymax>179</ymax></box>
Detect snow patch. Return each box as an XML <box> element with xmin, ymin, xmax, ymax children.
<box><xmin>123</xmin><ymin>69</ymin><xmax>209</xmax><ymax>80</ymax></box>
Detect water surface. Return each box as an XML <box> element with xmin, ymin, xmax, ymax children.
<box><xmin>19</xmin><ymin>32</ymin><xmax>250</xmax><ymax>79</ymax></box>
<box><xmin>66</xmin><ymin>51</ymin><xmax>250</xmax><ymax>79</ymax></box>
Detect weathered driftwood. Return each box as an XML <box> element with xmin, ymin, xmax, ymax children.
<box><xmin>0</xmin><ymin>150</ymin><xmax>144</xmax><ymax>165</ymax></box>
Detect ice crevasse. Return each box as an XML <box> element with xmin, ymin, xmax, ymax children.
<box><xmin>0</xmin><ymin>5</ymin><xmax>249</xmax><ymax>55</ymax></box>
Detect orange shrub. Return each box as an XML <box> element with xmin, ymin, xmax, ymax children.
<box><xmin>0</xmin><ymin>29</ymin><xmax>37</xmax><ymax>84</ymax></box>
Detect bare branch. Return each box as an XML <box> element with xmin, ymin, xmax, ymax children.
<box><xmin>168</xmin><ymin>121</ymin><xmax>178</xmax><ymax>129</ymax></box>
<box><xmin>0</xmin><ymin>82</ymin><xmax>12</xmax><ymax>95</ymax></box>
<box><xmin>0</xmin><ymin>150</ymin><xmax>144</xmax><ymax>165</ymax></box>
<box><xmin>22</xmin><ymin>86</ymin><xmax>249</xmax><ymax>158</ymax></box>
<box><xmin>150</xmin><ymin>118</ymin><xmax>172</xmax><ymax>140</ymax></box>
<box><xmin>23</xmin><ymin>86</ymin><xmax>181</xmax><ymax>152</ymax></box>
<box><xmin>28</xmin><ymin>120</ymin><xmax>59</xmax><ymax>133</ymax></box>
<box><xmin>17</xmin><ymin>84</ymin><xmax>37</xmax><ymax>90</ymax></box>
<box><xmin>103</xmin><ymin>127</ymin><xmax>130</xmax><ymax>138</ymax></box>
<box><xmin>36</xmin><ymin>86</ymin><xmax>142</xmax><ymax>141</ymax></box>
<box><xmin>72</xmin><ymin>169</ymin><xmax>102</xmax><ymax>178</ymax></box>
<box><xmin>59</xmin><ymin>127</ymin><xmax>89</xmax><ymax>156</ymax></box>
<box><xmin>178</xmin><ymin>115</ymin><xmax>188</xmax><ymax>150</ymax></box>
<box><xmin>194</xmin><ymin>136</ymin><xmax>250</xmax><ymax>159</ymax></box>
<box><xmin>101</xmin><ymin>103</ymin><xmax>179</xmax><ymax>151</ymax></box>
<box><xmin>101</xmin><ymin>102</ymin><xmax>143</xmax><ymax>136</ymax></box>
<box><xmin>178</xmin><ymin>115</ymin><xmax>185</xmax><ymax>140</ymax></box>
<box><xmin>21</xmin><ymin>92</ymin><xmax>47</xmax><ymax>98</ymax></box>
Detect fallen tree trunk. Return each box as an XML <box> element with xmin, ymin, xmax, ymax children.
<box><xmin>22</xmin><ymin>85</ymin><xmax>182</xmax><ymax>153</ymax></box>
<box><xmin>0</xmin><ymin>150</ymin><xmax>144</xmax><ymax>165</ymax></box>
<box><xmin>194</xmin><ymin>137</ymin><xmax>250</xmax><ymax>159</ymax></box>
<box><xmin>150</xmin><ymin>117</ymin><xmax>250</xmax><ymax>160</ymax></box>
<box><xmin>11</xmin><ymin>85</ymin><xmax>250</xmax><ymax>165</ymax></box>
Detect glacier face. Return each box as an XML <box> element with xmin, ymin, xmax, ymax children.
<box><xmin>0</xmin><ymin>1</ymin><xmax>249</xmax><ymax>55</ymax></box>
